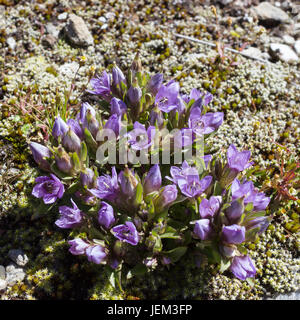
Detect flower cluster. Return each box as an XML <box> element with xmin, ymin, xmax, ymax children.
<box><xmin>30</xmin><ymin>54</ymin><xmax>271</xmax><ymax>282</ymax></box>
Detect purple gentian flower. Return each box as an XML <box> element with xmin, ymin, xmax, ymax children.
<box><xmin>222</xmin><ymin>224</ymin><xmax>245</xmax><ymax>244</ymax></box>
<box><xmin>112</xmin><ymin>221</ymin><xmax>140</xmax><ymax>246</ymax></box>
<box><xmin>149</xmin><ymin>106</ymin><xmax>164</xmax><ymax>129</ymax></box>
<box><xmin>55</xmin><ymin>198</ymin><xmax>83</xmax><ymax>229</ymax></box>
<box><xmin>199</xmin><ymin>196</ymin><xmax>222</xmax><ymax>219</ymax></box>
<box><xmin>112</xmin><ymin>65</ymin><xmax>126</xmax><ymax>86</ymax></box>
<box><xmin>52</xmin><ymin>116</ymin><xmax>68</xmax><ymax>140</ymax></box>
<box><xmin>231</xmin><ymin>179</ymin><xmax>254</xmax><ymax>201</ymax></box>
<box><xmin>55</xmin><ymin>147</ymin><xmax>72</xmax><ymax>173</ymax></box>
<box><xmin>89</xmin><ymin>167</ymin><xmax>119</xmax><ymax>201</ymax></box>
<box><xmin>227</xmin><ymin>144</ymin><xmax>252</xmax><ymax>172</ymax></box>
<box><xmin>67</xmin><ymin>118</ymin><xmax>84</xmax><ymax>140</ymax></box>
<box><xmin>126</xmin><ymin>122</ymin><xmax>155</xmax><ymax>150</ymax></box>
<box><xmin>104</xmin><ymin>114</ymin><xmax>121</xmax><ymax>137</ymax></box>
<box><xmin>148</xmin><ymin>73</ymin><xmax>163</xmax><ymax>95</ymax></box>
<box><xmin>177</xmin><ymin>175</ymin><xmax>212</xmax><ymax>198</ymax></box>
<box><xmin>188</xmin><ymin>107</ymin><xmax>223</xmax><ymax>136</ymax></box>
<box><xmin>86</xmin><ymin>245</ymin><xmax>107</xmax><ymax>264</ymax></box>
<box><xmin>155</xmin><ymin>82</ymin><xmax>179</xmax><ymax>112</ymax></box>
<box><xmin>98</xmin><ymin>201</ymin><xmax>115</xmax><ymax>229</ymax></box>
<box><xmin>230</xmin><ymin>255</ymin><xmax>256</xmax><ymax>280</ymax></box>
<box><xmin>225</xmin><ymin>200</ymin><xmax>244</xmax><ymax>224</ymax></box>
<box><xmin>167</xmin><ymin>161</ymin><xmax>199</xmax><ymax>184</ymax></box>
<box><xmin>30</xmin><ymin>142</ymin><xmax>52</xmax><ymax>171</ymax></box>
<box><xmin>87</xmin><ymin>71</ymin><xmax>111</xmax><ymax>101</ymax></box>
<box><xmin>245</xmin><ymin>190</ymin><xmax>270</xmax><ymax>212</ymax></box>
<box><xmin>32</xmin><ymin>174</ymin><xmax>64</xmax><ymax>204</ymax></box>
<box><xmin>155</xmin><ymin>184</ymin><xmax>178</xmax><ymax>212</ymax></box>
<box><xmin>193</xmin><ymin>219</ymin><xmax>212</xmax><ymax>240</ymax></box>
<box><xmin>62</xmin><ymin>128</ymin><xmax>81</xmax><ymax>153</ymax></box>
<box><xmin>77</xmin><ymin>103</ymin><xmax>96</xmax><ymax>127</ymax></box>
<box><xmin>127</xmin><ymin>85</ymin><xmax>142</xmax><ymax>107</ymax></box>
<box><xmin>245</xmin><ymin>216</ymin><xmax>270</xmax><ymax>235</ymax></box>
<box><xmin>68</xmin><ymin>238</ymin><xmax>90</xmax><ymax>255</ymax></box>
<box><xmin>110</xmin><ymin>97</ymin><xmax>127</xmax><ymax>116</ymax></box>
<box><xmin>80</xmin><ymin>168</ymin><xmax>94</xmax><ymax>188</ymax></box>
<box><xmin>118</xmin><ymin>168</ymin><xmax>138</xmax><ymax>198</ymax></box>
<box><xmin>203</xmin><ymin>155</ymin><xmax>212</xmax><ymax>168</ymax></box>
<box><xmin>143</xmin><ymin>164</ymin><xmax>162</xmax><ymax>194</ymax></box>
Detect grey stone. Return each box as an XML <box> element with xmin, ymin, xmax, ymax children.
<box><xmin>242</xmin><ymin>47</ymin><xmax>264</xmax><ymax>59</ymax></box>
<box><xmin>294</xmin><ymin>40</ymin><xmax>300</xmax><ymax>55</ymax></box>
<box><xmin>6</xmin><ymin>37</ymin><xmax>16</xmax><ymax>50</ymax></box>
<box><xmin>269</xmin><ymin>289</ymin><xmax>300</xmax><ymax>300</ymax></box>
<box><xmin>57</xmin><ymin>12</ymin><xmax>68</xmax><ymax>21</ymax></box>
<box><xmin>253</xmin><ymin>2</ymin><xmax>290</xmax><ymax>26</ymax></box>
<box><xmin>64</xmin><ymin>14</ymin><xmax>94</xmax><ymax>47</ymax></box>
<box><xmin>0</xmin><ymin>279</ymin><xmax>7</xmax><ymax>291</ymax></box>
<box><xmin>5</xmin><ymin>264</ymin><xmax>25</xmax><ymax>286</ymax></box>
<box><xmin>282</xmin><ymin>35</ymin><xmax>295</xmax><ymax>46</ymax></box>
<box><xmin>0</xmin><ymin>265</ymin><xmax>5</xmax><ymax>280</ymax></box>
<box><xmin>45</xmin><ymin>23</ymin><xmax>60</xmax><ymax>38</ymax></box>
<box><xmin>8</xmin><ymin>249</ymin><xmax>29</xmax><ymax>267</ymax></box>
<box><xmin>269</xmin><ymin>43</ymin><xmax>299</xmax><ymax>63</ymax></box>
<box><xmin>218</xmin><ymin>0</ymin><xmax>233</xmax><ymax>5</ymax></box>
<box><xmin>42</xmin><ymin>34</ymin><xmax>57</xmax><ymax>48</ymax></box>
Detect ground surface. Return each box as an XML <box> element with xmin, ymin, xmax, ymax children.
<box><xmin>0</xmin><ymin>0</ymin><xmax>299</xmax><ymax>300</ymax></box>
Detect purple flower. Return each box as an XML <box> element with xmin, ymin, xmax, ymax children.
<box><xmin>154</xmin><ymin>184</ymin><xmax>178</xmax><ymax>212</ymax></box>
<box><xmin>98</xmin><ymin>201</ymin><xmax>115</xmax><ymax>229</ymax></box>
<box><xmin>245</xmin><ymin>216</ymin><xmax>270</xmax><ymax>235</ymax></box>
<box><xmin>89</xmin><ymin>167</ymin><xmax>119</xmax><ymax>201</ymax></box>
<box><xmin>126</xmin><ymin>122</ymin><xmax>155</xmax><ymax>150</ymax></box>
<box><xmin>55</xmin><ymin>147</ymin><xmax>72</xmax><ymax>174</ymax></box>
<box><xmin>148</xmin><ymin>73</ymin><xmax>163</xmax><ymax>95</ymax></box>
<box><xmin>62</xmin><ymin>128</ymin><xmax>81</xmax><ymax>153</ymax></box>
<box><xmin>225</xmin><ymin>200</ymin><xmax>244</xmax><ymax>224</ymax></box>
<box><xmin>127</xmin><ymin>85</ymin><xmax>142</xmax><ymax>107</ymax></box>
<box><xmin>155</xmin><ymin>82</ymin><xmax>179</xmax><ymax>112</ymax></box>
<box><xmin>188</xmin><ymin>107</ymin><xmax>223</xmax><ymax>136</ymax></box>
<box><xmin>193</xmin><ymin>219</ymin><xmax>212</xmax><ymax>240</ymax></box>
<box><xmin>112</xmin><ymin>65</ymin><xmax>126</xmax><ymax>86</ymax></box>
<box><xmin>110</xmin><ymin>97</ymin><xmax>127</xmax><ymax>116</ymax></box>
<box><xmin>144</xmin><ymin>164</ymin><xmax>162</xmax><ymax>194</ymax></box>
<box><xmin>55</xmin><ymin>198</ymin><xmax>83</xmax><ymax>229</ymax></box>
<box><xmin>86</xmin><ymin>245</ymin><xmax>107</xmax><ymax>264</ymax></box>
<box><xmin>30</xmin><ymin>142</ymin><xmax>52</xmax><ymax>171</ymax></box>
<box><xmin>203</xmin><ymin>155</ymin><xmax>212</xmax><ymax>168</ymax></box>
<box><xmin>52</xmin><ymin>116</ymin><xmax>68</xmax><ymax>140</ymax></box>
<box><xmin>68</xmin><ymin>238</ymin><xmax>90</xmax><ymax>255</ymax></box>
<box><xmin>230</xmin><ymin>255</ymin><xmax>256</xmax><ymax>280</ymax></box>
<box><xmin>77</xmin><ymin>103</ymin><xmax>96</xmax><ymax>127</ymax></box>
<box><xmin>80</xmin><ymin>168</ymin><xmax>94</xmax><ymax>188</ymax></box>
<box><xmin>199</xmin><ymin>196</ymin><xmax>222</xmax><ymax>219</ymax></box>
<box><xmin>177</xmin><ymin>175</ymin><xmax>212</xmax><ymax>198</ymax></box>
<box><xmin>222</xmin><ymin>224</ymin><xmax>245</xmax><ymax>244</ymax></box>
<box><xmin>67</xmin><ymin>119</ymin><xmax>84</xmax><ymax>140</ymax></box>
<box><xmin>104</xmin><ymin>114</ymin><xmax>121</xmax><ymax>137</ymax></box>
<box><xmin>227</xmin><ymin>144</ymin><xmax>252</xmax><ymax>172</ymax></box>
<box><xmin>167</xmin><ymin>161</ymin><xmax>199</xmax><ymax>184</ymax></box>
<box><xmin>231</xmin><ymin>179</ymin><xmax>254</xmax><ymax>201</ymax></box>
<box><xmin>112</xmin><ymin>221</ymin><xmax>140</xmax><ymax>246</ymax></box>
<box><xmin>245</xmin><ymin>190</ymin><xmax>270</xmax><ymax>212</ymax></box>
<box><xmin>32</xmin><ymin>174</ymin><xmax>64</xmax><ymax>204</ymax></box>
<box><xmin>87</xmin><ymin>71</ymin><xmax>111</xmax><ymax>101</ymax></box>
<box><xmin>118</xmin><ymin>168</ymin><xmax>138</xmax><ymax>198</ymax></box>
<box><xmin>149</xmin><ymin>106</ymin><xmax>164</xmax><ymax>129</ymax></box>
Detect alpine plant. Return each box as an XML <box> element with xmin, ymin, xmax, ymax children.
<box><xmin>30</xmin><ymin>54</ymin><xmax>271</xmax><ymax>283</ymax></box>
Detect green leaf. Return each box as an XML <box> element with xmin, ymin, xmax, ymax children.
<box><xmin>71</xmin><ymin>152</ymin><xmax>81</xmax><ymax>172</ymax></box>
<box><xmin>66</xmin><ymin>181</ymin><xmax>80</xmax><ymax>194</ymax></box>
<box><xmin>80</xmin><ymin>141</ymin><xmax>88</xmax><ymax>162</ymax></box>
<box><xmin>160</xmin><ymin>232</ymin><xmax>181</xmax><ymax>239</ymax></box>
<box><xmin>134</xmin><ymin>183</ymin><xmax>144</xmax><ymax>206</ymax></box>
<box><xmin>128</xmin><ymin>264</ymin><xmax>148</xmax><ymax>278</ymax></box>
<box><xmin>219</xmin><ymin>258</ymin><xmax>231</xmax><ymax>273</ymax></box>
<box><xmin>245</xmin><ymin>202</ymin><xmax>254</xmax><ymax>212</ymax></box>
<box><xmin>163</xmin><ymin>246</ymin><xmax>187</xmax><ymax>263</ymax></box>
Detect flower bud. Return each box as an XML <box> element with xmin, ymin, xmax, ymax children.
<box><xmin>225</xmin><ymin>199</ymin><xmax>244</xmax><ymax>224</ymax></box>
<box><xmin>118</xmin><ymin>167</ymin><xmax>138</xmax><ymax>198</ymax></box>
<box><xmin>112</xmin><ymin>65</ymin><xmax>126</xmax><ymax>86</ymax></box>
<box><xmin>52</xmin><ymin>116</ymin><xmax>68</xmax><ymax>140</ymax></box>
<box><xmin>154</xmin><ymin>184</ymin><xmax>178</xmax><ymax>213</ymax></box>
<box><xmin>245</xmin><ymin>216</ymin><xmax>270</xmax><ymax>235</ymax></box>
<box><xmin>230</xmin><ymin>255</ymin><xmax>256</xmax><ymax>280</ymax></box>
<box><xmin>193</xmin><ymin>219</ymin><xmax>212</xmax><ymax>240</ymax></box>
<box><xmin>30</xmin><ymin>142</ymin><xmax>52</xmax><ymax>171</ymax></box>
<box><xmin>127</xmin><ymin>85</ymin><xmax>142</xmax><ymax>108</ymax></box>
<box><xmin>55</xmin><ymin>147</ymin><xmax>73</xmax><ymax>173</ymax></box>
<box><xmin>147</xmin><ymin>73</ymin><xmax>163</xmax><ymax>95</ymax></box>
<box><xmin>67</xmin><ymin>119</ymin><xmax>84</xmax><ymax>140</ymax></box>
<box><xmin>80</xmin><ymin>168</ymin><xmax>95</xmax><ymax>188</ymax></box>
<box><xmin>86</xmin><ymin>109</ymin><xmax>99</xmax><ymax>139</ymax></box>
<box><xmin>144</xmin><ymin>165</ymin><xmax>162</xmax><ymax>195</ymax></box>
<box><xmin>222</xmin><ymin>224</ymin><xmax>245</xmax><ymax>244</ymax></box>
<box><xmin>98</xmin><ymin>201</ymin><xmax>115</xmax><ymax>229</ymax></box>
<box><xmin>130</xmin><ymin>51</ymin><xmax>142</xmax><ymax>75</ymax></box>
<box><xmin>62</xmin><ymin>128</ymin><xmax>81</xmax><ymax>153</ymax></box>
<box><xmin>86</xmin><ymin>245</ymin><xmax>107</xmax><ymax>264</ymax></box>
<box><xmin>149</xmin><ymin>106</ymin><xmax>164</xmax><ymax>129</ymax></box>
<box><xmin>110</xmin><ymin>97</ymin><xmax>127</xmax><ymax>116</ymax></box>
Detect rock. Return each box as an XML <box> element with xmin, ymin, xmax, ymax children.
<box><xmin>294</xmin><ymin>40</ymin><xmax>300</xmax><ymax>55</ymax></box>
<box><xmin>6</xmin><ymin>264</ymin><xmax>25</xmax><ymax>286</ymax></box>
<box><xmin>242</xmin><ymin>47</ymin><xmax>265</xmax><ymax>59</ymax></box>
<box><xmin>8</xmin><ymin>249</ymin><xmax>29</xmax><ymax>267</ymax></box>
<box><xmin>218</xmin><ymin>0</ymin><xmax>233</xmax><ymax>5</ymax></box>
<box><xmin>282</xmin><ymin>35</ymin><xmax>295</xmax><ymax>46</ymax></box>
<box><xmin>0</xmin><ymin>265</ymin><xmax>5</xmax><ymax>280</ymax></box>
<box><xmin>269</xmin><ymin>289</ymin><xmax>300</xmax><ymax>300</ymax></box>
<box><xmin>57</xmin><ymin>12</ymin><xmax>68</xmax><ymax>21</ymax></box>
<box><xmin>0</xmin><ymin>279</ymin><xmax>7</xmax><ymax>291</ymax></box>
<box><xmin>42</xmin><ymin>34</ymin><xmax>57</xmax><ymax>48</ymax></box>
<box><xmin>45</xmin><ymin>23</ymin><xmax>60</xmax><ymax>38</ymax></box>
<box><xmin>269</xmin><ymin>43</ymin><xmax>299</xmax><ymax>63</ymax></box>
<box><xmin>253</xmin><ymin>2</ymin><xmax>290</xmax><ymax>27</ymax></box>
<box><xmin>6</xmin><ymin>37</ymin><xmax>16</xmax><ymax>50</ymax></box>
<box><xmin>5</xmin><ymin>264</ymin><xmax>25</xmax><ymax>286</ymax></box>
<box><xmin>64</xmin><ymin>14</ymin><xmax>94</xmax><ymax>47</ymax></box>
